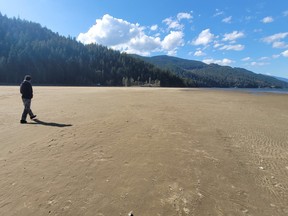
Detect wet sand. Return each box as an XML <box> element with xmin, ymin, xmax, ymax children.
<box><xmin>0</xmin><ymin>86</ymin><xmax>288</xmax><ymax>216</ymax></box>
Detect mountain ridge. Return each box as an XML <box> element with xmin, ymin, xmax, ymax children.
<box><xmin>132</xmin><ymin>55</ymin><xmax>288</xmax><ymax>88</ymax></box>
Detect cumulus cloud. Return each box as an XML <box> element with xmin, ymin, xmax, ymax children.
<box><xmin>163</xmin><ymin>17</ymin><xmax>183</xmax><ymax>30</ymax></box>
<box><xmin>150</xmin><ymin>25</ymin><xmax>158</xmax><ymax>31</ymax></box>
<box><xmin>203</xmin><ymin>58</ymin><xmax>233</xmax><ymax>66</ymax></box>
<box><xmin>162</xmin><ymin>31</ymin><xmax>184</xmax><ymax>51</ymax></box>
<box><xmin>77</xmin><ymin>14</ymin><xmax>184</xmax><ymax>56</ymax></box>
<box><xmin>163</xmin><ymin>12</ymin><xmax>192</xmax><ymax>30</ymax></box>
<box><xmin>284</xmin><ymin>10</ymin><xmax>288</xmax><ymax>17</ymax></box>
<box><xmin>222</xmin><ymin>31</ymin><xmax>244</xmax><ymax>42</ymax></box>
<box><xmin>114</xmin><ymin>34</ymin><xmax>162</xmax><ymax>56</ymax></box>
<box><xmin>192</xmin><ymin>29</ymin><xmax>214</xmax><ymax>46</ymax></box>
<box><xmin>177</xmin><ymin>12</ymin><xmax>193</xmax><ymax>20</ymax></box>
<box><xmin>196</xmin><ymin>30</ymin><xmax>244</xmax><ymax>51</ymax></box>
<box><xmin>282</xmin><ymin>50</ymin><xmax>288</xmax><ymax>57</ymax></box>
<box><xmin>261</xmin><ymin>16</ymin><xmax>274</xmax><ymax>23</ymax></box>
<box><xmin>77</xmin><ymin>14</ymin><xmax>140</xmax><ymax>46</ymax></box>
<box><xmin>194</xmin><ymin>50</ymin><xmax>206</xmax><ymax>56</ymax></box>
<box><xmin>222</xmin><ymin>16</ymin><xmax>232</xmax><ymax>23</ymax></box>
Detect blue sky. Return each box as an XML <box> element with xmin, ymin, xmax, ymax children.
<box><xmin>1</xmin><ymin>0</ymin><xmax>288</xmax><ymax>78</ymax></box>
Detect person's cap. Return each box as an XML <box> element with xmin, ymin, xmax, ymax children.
<box><xmin>25</xmin><ymin>75</ymin><xmax>31</xmax><ymax>81</ymax></box>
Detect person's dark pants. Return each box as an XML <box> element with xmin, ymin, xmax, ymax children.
<box><xmin>21</xmin><ymin>98</ymin><xmax>34</xmax><ymax>120</ymax></box>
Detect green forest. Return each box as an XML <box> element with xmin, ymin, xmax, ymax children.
<box><xmin>0</xmin><ymin>13</ymin><xmax>287</xmax><ymax>88</ymax></box>
<box><xmin>0</xmin><ymin>13</ymin><xmax>184</xmax><ymax>87</ymax></box>
<box><xmin>135</xmin><ymin>55</ymin><xmax>288</xmax><ymax>88</ymax></box>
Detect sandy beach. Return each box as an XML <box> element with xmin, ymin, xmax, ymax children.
<box><xmin>0</xmin><ymin>86</ymin><xmax>288</xmax><ymax>216</ymax></box>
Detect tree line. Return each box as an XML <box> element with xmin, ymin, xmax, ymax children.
<box><xmin>0</xmin><ymin>13</ymin><xmax>185</xmax><ymax>87</ymax></box>
<box><xmin>135</xmin><ymin>55</ymin><xmax>288</xmax><ymax>88</ymax></box>
<box><xmin>2</xmin><ymin>13</ymin><xmax>286</xmax><ymax>88</ymax></box>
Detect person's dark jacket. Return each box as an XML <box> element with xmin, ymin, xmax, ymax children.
<box><xmin>20</xmin><ymin>80</ymin><xmax>33</xmax><ymax>99</ymax></box>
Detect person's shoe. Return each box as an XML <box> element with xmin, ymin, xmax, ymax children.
<box><xmin>30</xmin><ymin>115</ymin><xmax>37</xmax><ymax>120</ymax></box>
<box><xmin>20</xmin><ymin>120</ymin><xmax>27</xmax><ymax>124</ymax></box>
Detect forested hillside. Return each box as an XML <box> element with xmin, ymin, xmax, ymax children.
<box><xmin>0</xmin><ymin>13</ymin><xmax>185</xmax><ymax>87</ymax></box>
<box><xmin>1</xmin><ymin>13</ymin><xmax>287</xmax><ymax>88</ymax></box>
<box><xmin>135</xmin><ymin>55</ymin><xmax>288</xmax><ymax>88</ymax></box>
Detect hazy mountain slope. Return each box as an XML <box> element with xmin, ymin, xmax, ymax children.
<box><xmin>134</xmin><ymin>55</ymin><xmax>288</xmax><ymax>88</ymax></box>
<box><xmin>272</xmin><ymin>76</ymin><xmax>288</xmax><ymax>83</ymax></box>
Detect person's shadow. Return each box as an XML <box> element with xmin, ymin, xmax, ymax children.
<box><xmin>30</xmin><ymin>119</ymin><xmax>72</xmax><ymax>127</ymax></box>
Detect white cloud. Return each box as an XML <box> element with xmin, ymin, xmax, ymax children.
<box><xmin>219</xmin><ymin>44</ymin><xmax>245</xmax><ymax>51</ymax></box>
<box><xmin>213</xmin><ymin>9</ymin><xmax>224</xmax><ymax>17</ymax></box>
<box><xmin>77</xmin><ymin>14</ymin><xmax>141</xmax><ymax>46</ymax></box>
<box><xmin>213</xmin><ymin>42</ymin><xmax>223</xmax><ymax>48</ymax></box>
<box><xmin>272</xmin><ymin>41</ymin><xmax>288</xmax><ymax>48</ymax></box>
<box><xmin>162</xmin><ymin>31</ymin><xmax>184</xmax><ymax>50</ymax></box>
<box><xmin>192</xmin><ymin>29</ymin><xmax>214</xmax><ymax>46</ymax></box>
<box><xmin>262</xmin><ymin>32</ymin><xmax>288</xmax><ymax>49</ymax></box>
<box><xmin>259</xmin><ymin>57</ymin><xmax>269</xmax><ymax>61</ymax></box>
<box><xmin>117</xmin><ymin>34</ymin><xmax>161</xmax><ymax>56</ymax></box>
<box><xmin>242</xmin><ymin>57</ymin><xmax>251</xmax><ymax>61</ymax></box>
<box><xmin>177</xmin><ymin>12</ymin><xmax>193</xmax><ymax>20</ymax></box>
<box><xmin>251</xmin><ymin>61</ymin><xmax>269</xmax><ymax>66</ymax></box>
<box><xmin>163</xmin><ymin>17</ymin><xmax>183</xmax><ymax>30</ymax></box>
<box><xmin>282</xmin><ymin>50</ymin><xmax>288</xmax><ymax>57</ymax></box>
<box><xmin>261</xmin><ymin>16</ymin><xmax>274</xmax><ymax>23</ymax></box>
<box><xmin>163</xmin><ymin>12</ymin><xmax>192</xmax><ymax>30</ymax></box>
<box><xmin>77</xmin><ymin>14</ymin><xmax>184</xmax><ymax>56</ymax></box>
<box><xmin>203</xmin><ymin>58</ymin><xmax>233</xmax><ymax>66</ymax></box>
<box><xmin>283</xmin><ymin>10</ymin><xmax>288</xmax><ymax>17</ymax></box>
<box><xmin>223</xmin><ymin>31</ymin><xmax>244</xmax><ymax>42</ymax></box>
<box><xmin>249</xmin><ymin>56</ymin><xmax>271</xmax><ymax>67</ymax></box>
<box><xmin>263</xmin><ymin>32</ymin><xmax>288</xmax><ymax>43</ymax></box>
<box><xmin>150</xmin><ymin>25</ymin><xmax>158</xmax><ymax>31</ymax></box>
<box><xmin>194</xmin><ymin>50</ymin><xmax>206</xmax><ymax>56</ymax></box>
<box><xmin>212</xmin><ymin>32</ymin><xmax>245</xmax><ymax>52</ymax></box>
<box><xmin>222</xmin><ymin>16</ymin><xmax>232</xmax><ymax>23</ymax></box>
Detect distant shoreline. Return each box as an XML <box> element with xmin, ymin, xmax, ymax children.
<box><xmin>1</xmin><ymin>83</ymin><xmax>288</xmax><ymax>93</ymax></box>
<box><xmin>211</xmin><ymin>87</ymin><xmax>288</xmax><ymax>95</ymax></box>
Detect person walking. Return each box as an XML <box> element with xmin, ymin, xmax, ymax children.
<box><xmin>20</xmin><ymin>75</ymin><xmax>37</xmax><ymax>124</ymax></box>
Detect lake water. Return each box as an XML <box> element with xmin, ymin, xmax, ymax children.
<box><xmin>213</xmin><ymin>88</ymin><xmax>288</xmax><ymax>95</ymax></box>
